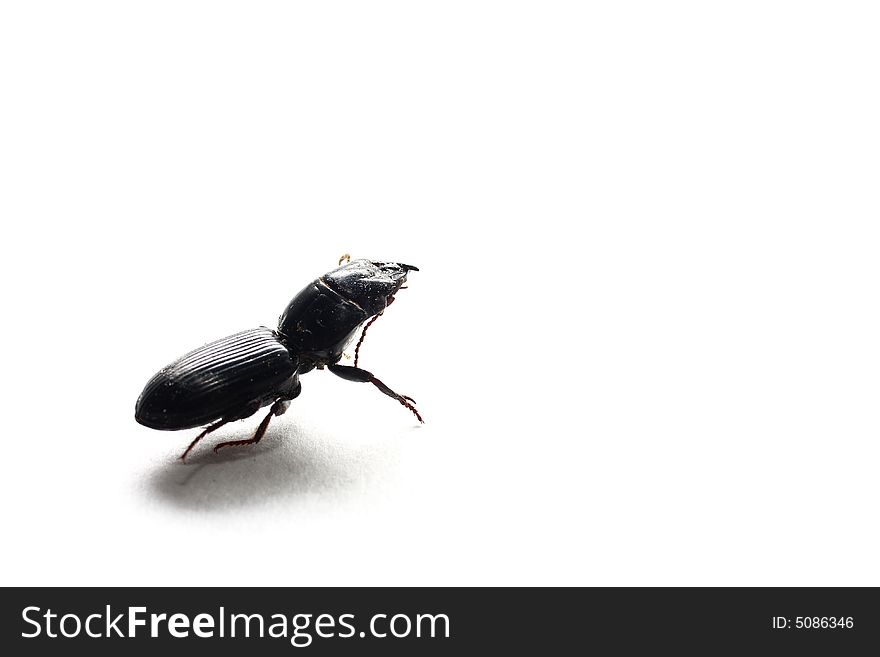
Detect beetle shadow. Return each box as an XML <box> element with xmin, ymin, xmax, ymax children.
<box><xmin>145</xmin><ymin>421</ymin><xmax>400</xmax><ymax>512</ymax></box>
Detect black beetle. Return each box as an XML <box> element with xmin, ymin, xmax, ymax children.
<box><xmin>135</xmin><ymin>259</ymin><xmax>422</xmax><ymax>460</ymax></box>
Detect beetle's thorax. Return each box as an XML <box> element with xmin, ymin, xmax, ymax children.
<box><xmin>276</xmin><ymin>259</ymin><xmax>416</xmax><ymax>370</ymax></box>
<box><xmin>277</xmin><ymin>278</ymin><xmax>368</xmax><ymax>361</ymax></box>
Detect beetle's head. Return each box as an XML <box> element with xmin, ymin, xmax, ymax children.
<box><xmin>323</xmin><ymin>259</ymin><xmax>418</xmax><ymax>316</ymax></box>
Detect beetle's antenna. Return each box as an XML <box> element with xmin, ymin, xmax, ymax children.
<box><xmin>353</xmin><ymin>314</ymin><xmax>381</xmax><ymax>368</ymax></box>
<box><xmin>338</xmin><ymin>253</ymin><xmax>351</xmax><ymax>266</ymax></box>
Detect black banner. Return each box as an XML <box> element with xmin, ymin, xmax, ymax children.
<box><xmin>1</xmin><ymin>587</ymin><xmax>878</xmax><ymax>654</ymax></box>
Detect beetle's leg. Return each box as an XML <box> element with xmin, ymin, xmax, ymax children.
<box><xmin>180</xmin><ymin>419</ymin><xmax>229</xmax><ymax>461</ymax></box>
<box><xmin>212</xmin><ymin>399</ymin><xmax>290</xmax><ymax>454</ymax></box>
<box><xmin>327</xmin><ymin>364</ymin><xmax>423</xmax><ymax>423</ymax></box>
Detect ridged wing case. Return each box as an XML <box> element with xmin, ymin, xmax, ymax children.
<box><xmin>135</xmin><ymin>327</ymin><xmax>298</xmax><ymax>430</ymax></box>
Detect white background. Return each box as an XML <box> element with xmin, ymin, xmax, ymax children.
<box><xmin>2</xmin><ymin>2</ymin><xmax>879</xmax><ymax>586</ymax></box>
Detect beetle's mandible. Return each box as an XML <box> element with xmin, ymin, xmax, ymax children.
<box><xmin>135</xmin><ymin>259</ymin><xmax>422</xmax><ymax>460</ymax></box>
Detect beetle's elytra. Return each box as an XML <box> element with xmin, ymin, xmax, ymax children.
<box><xmin>135</xmin><ymin>259</ymin><xmax>421</xmax><ymax>460</ymax></box>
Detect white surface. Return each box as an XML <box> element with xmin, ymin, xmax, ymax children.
<box><xmin>2</xmin><ymin>2</ymin><xmax>879</xmax><ymax>586</ymax></box>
